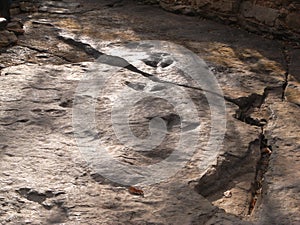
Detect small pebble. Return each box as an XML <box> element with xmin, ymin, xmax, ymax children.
<box><xmin>223</xmin><ymin>190</ymin><xmax>232</xmax><ymax>198</ymax></box>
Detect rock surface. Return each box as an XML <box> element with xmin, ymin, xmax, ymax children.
<box><xmin>0</xmin><ymin>29</ymin><xmax>17</xmax><ymax>47</ymax></box>
<box><xmin>0</xmin><ymin>0</ymin><xmax>299</xmax><ymax>224</ymax></box>
<box><xmin>158</xmin><ymin>0</ymin><xmax>300</xmax><ymax>40</ymax></box>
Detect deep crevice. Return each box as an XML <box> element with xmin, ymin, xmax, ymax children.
<box><xmin>226</xmin><ymin>87</ymin><xmax>275</xmax><ymax>215</ymax></box>
<box><xmin>225</xmin><ymin>88</ymin><xmax>269</xmax><ymax>127</ymax></box>
<box><xmin>195</xmin><ymin>85</ymin><xmax>279</xmax><ymax>217</ymax></box>
<box><xmin>248</xmin><ymin>132</ymin><xmax>272</xmax><ymax>215</ymax></box>
<box><xmin>194</xmin><ymin>138</ymin><xmax>260</xmax><ymax>199</ymax></box>
<box><xmin>57</xmin><ymin>35</ymin><xmax>236</xmax><ymax>104</ymax></box>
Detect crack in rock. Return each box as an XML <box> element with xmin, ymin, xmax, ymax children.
<box><xmin>225</xmin><ymin>87</ymin><xmax>277</xmax><ymax>127</ymax></box>
<box><xmin>248</xmin><ymin>133</ymin><xmax>272</xmax><ymax>215</ymax></box>
<box><xmin>57</xmin><ymin>34</ymin><xmax>233</xmax><ymax>102</ymax></box>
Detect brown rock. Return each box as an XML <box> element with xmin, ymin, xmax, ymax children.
<box><xmin>9</xmin><ymin>7</ymin><xmax>20</xmax><ymax>17</ymax></box>
<box><xmin>286</xmin><ymin>12</ymin><xmax>300</xmax><ymax>32</ymax></box>
<box><xmin>19</xmin><ymin>1</ymin><xmax>36</xmax><ymax>13</ymax></box>
<box><xmin>6</xmin><ymin>21</ymin><xmax>24</xmax><ymax>35</ymax></box>
<box><xmin>0</xmin><ymin>29</ymin><xmax>17</xmax><ymax>47</ymax></box>
<box><xmin>240</xmin><ymin>1</ymin><xmax>279</xmax><ymax>26</ymax></box>
<box><xmin>0</xmin><ymin>1</ymin><xmax>299</xmax><ymax>224</ymax></box>
<box><xmin>253</xmin><ymin>97</ymin><xmax>300</xmax><ymax>224</ymax></box>
<box><xmin>290</xmin><ymin>48</ymin><xmax>300</xmax><ymax>82</ymax></box>
<box><xmin>285</xmin><ymin>81</ymin><xmax>300</xmax><ymax>106</ymax></box>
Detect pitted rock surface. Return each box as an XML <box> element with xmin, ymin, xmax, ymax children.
<box><xmin>0</xmin><ymin>0</ymin><xmax>299</xmax><ymax>224</ymax></box>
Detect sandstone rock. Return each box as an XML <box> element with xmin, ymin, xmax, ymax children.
<box><xmin>290</xmin><ymin>48</ymin><xmax>300</xmax><ymax>82</ymax></box>
<box><xmin>0</xmin><ymin>29</ymin><xmax>17</xmax><ymax>47</ymax></box>
<box><xmin>159</xmin><ymin>1</ymin><xmax>186</xmax><ymax>13</ymax></box>
<box><xmin>6</xmin><ymin>21</ymin><xmax>24</xmax><ymax>35</ymax></box>
<box><xmin>157</xmin><ymin>0</ymin><xmax>299</xmax><ymax>41</ymax></box>
<box><xmin>10</xmin><ymin>2</ymin><xmax>21</xmax><ymax>17</ymax></box>
<box><xmin>19</xmin><ymin>1</ymin><xmax>37</xmax><ymax>13</ymax></box>
<box><xmin>138</xmin><ymin>0</ymin><xmax>159</xmax><ymax>5</ymax></box>
<box><xmin>286</xmin><ymin>12</ymin><xmax>300</xmax><ymax>32</ymax></box>
<box><xmin>252</xmin><ymin>96</ymin><xmax>300</xmax><ymax>225</ymax></box>
<box><xmin>160</xmin><ymin>0</ymin><xmax>237</xmax><ymax>17</ymax></box>
<box><xmin>240</xmin><ymin>1</ymin><xmax>279</xmax><ymax>26</ymax></box>
<box><xmin>285</xmin><ymin>48</ymin><xmax>300</xmax><ymax>106</ymax></box>
<box><xmin>39</xmin><ymin>1</ymin><xmax>81</xmax><ymax>14</ymax></box>
<box><xmin>0</xmin><ymin>0</ymin><xmax>299</xmax><ymax>224</ymax></box>
<box><xmin>209</xmin><ymin>0</ymin><xmax>237</xmax><ymax>13</ymax></box>
<box><xmin>285</xmin><ymin>82</ymin><xmax>300</xmax><ymax>106</ymax></box>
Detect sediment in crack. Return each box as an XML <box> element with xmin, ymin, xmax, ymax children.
<box><xmin>225</xmin><ymin>86</ymin><xmax>283</xmax><ymax>127</ymax></box>
<box><xmin>226</xmin><ymin>90</ymin><xmax>268</xmax><ymax>127</ymax></box>
<box><xmin>225</xmin><ymin>88</ymin><xmax>276</xmax><ymax>216</ymax></box>
<box><xmin>194</xmin><ymin>139</ymin><xmax>260</xmax><ymax>200</ymax></box>
<box><xmin>248</xmin><ymin>132</ymin><xmax>272</xmax><ymax>215</ymax></box>
<box><xmin>194</xmin><ymin>132</ymin><xmax>272</xmax><ymax>217</ymax></box>
<box><xmin>195</xmin><ymin>85</ymin><xmax>279</xmax><ymax>217</ymax></box>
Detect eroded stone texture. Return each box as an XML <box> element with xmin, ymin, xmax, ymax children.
<box><xmin>158</xmin><ymin>0</ymin><xmax>300</xmax><ymax>40</ymax></box>
<box><xmin>0</xmin><ymin>0</ymin><xmax>299</xmax><ymax>224</ymax></box>
<box><xmin>240</xmin><ymin>1</ymin><xmax>279</xmax><ymax>26</ymax></box>
<box><xmin>251</xmin><ymin>95</ymin><xmax>300</xmax><ymax>225</ymax></box>
<box><xmin>0</xmin><ymin>29</ymin><xmax>17</xmax><ymax>47</ymax></box>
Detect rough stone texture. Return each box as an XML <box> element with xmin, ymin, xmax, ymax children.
<box><xmin>240</xmin><ymin>1</ymin><xmax>279</xmax><ymax>26</ymax></box>
<box><xmin>158</xmin><ymin>0</ymin><xmax>300</xmax><ymax>40</ymax></box>
<box><xmin>0</xmin><ymin>29</ymin><xmax>17</xmax><ymax>47</ymax></box>
<box><xmin>252</xmin><ymin>97</ymin><xmax>300</xmax><ymax>225</ymax></box>
<box><xmin>0</xmin><ymin>0</ymin><xmax>299</xmax><ymax>224</ymax></box>
<box><xmin>6</xmin><ymin>21</ymin><xmax>24</xmax><ymax>35</ymax></box>
<box><xmin>286</xmin><ymin>12</ymin><xmax>300</xmax><ymax>32</ymax></box>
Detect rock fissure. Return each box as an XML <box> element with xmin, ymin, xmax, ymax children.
<box><xmin>57</xmin><ymin>35</ymin><xmax>238</xmax><ymax>104</ymax></box>
<box><xmin>227</xmin><ymin>89</ymin><xmax>268</xmax><ymax>127</ymax></box>
<box><xmin>248</xmin><ymin>132</ymin><xmax>272</xmax><ymax>215</ymax></box>
<box><xmin>194</xmin><ymin>82</ymin><xmax>282</xmax><ymax>217</ymax></box>
<box><xmin>0</xmin><ymin>1</ymin><xmax>299</xmax><ymax>224</ymax></box>
<box><xmin>194</xmin><ymin>137</ymin><xmax>261</xmax><ymax>217</ymax></box>
<box><xmin>195</xmin><ymin>138</ymin><xmax>259</xmax><ymax>196</ymax></box>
